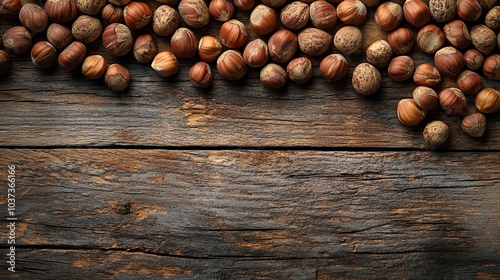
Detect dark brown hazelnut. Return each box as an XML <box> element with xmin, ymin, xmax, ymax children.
<box><xmin>58</xmin><ymin>41</ymin><xmax>86</xmax><ymax>71</ymax></box>
<box><xmin>439</xmin><ymin>87</ymin><xmax>466</xmax><ymax>115</ymax></box>
<box><xmin>482</xmin><ymin>54</ymin><xmax>500</xmax><ymax>81</ymax></box>
<box><xmin>434</xmin><ymin>46</ymin><xmax>465</xmax><ymax>77</ymax></box>
<box><xmin>0</xmin><ymin>50</ymin><xmax>11</xmax><ymax>74</ymax></box>
<box><xmin>0</xmin><ymin>0</ymin><xmax>21</xmax><ymax>18</ymax></box>
<box><xmin>170</xmin><ymin>27</ymin><xmax>198</xmax><ymax>59</ymax></box>
<box><xmin>19</xmin><ymin>3</ymin><xmax>49</xmax><ymax>33</ymax></box>
<box><xmin>443</xmin><ymin>20</ymin><xmax>472</xmax><ymax>49</ymax></box>
<box><xmin>47</xmin><ymin>23</ymin><xmax>73</xmax><ymax>50</ymax></box>
<box><xmin>102</xmin><ymin>4</ymin><xmax>123</xmax><ymax>23</ymax></box>
<box><xmin>456</xmin><ymin>70</ymin><xmax>483</xmax><ymax>95</ymax></box>
<box><xmin>464</xmin><ymin>49</ymin><xmax>484</xmax><ymax>70</ymax></box>
<box><xmin>2</xmin><ymin>26</ymin><xmax>32</xmax><ymax>56</ymax></box>
<box><xmin>413</xmin><ymin>86</ymin><xmax>439</xmax><ymax>110</ymax></box>
<box><xmin>189</xmin><ymin>61</ymin><xmax>212</xmax><ymax>88</ymax></box>
<box><xmin>388</xmin><ymin>27</ymin><xmax>414</xmax><ymax>55</ymax></box>
<box><xmin>178</xmin><ymin>0</ymin><xmax>210</xmax><ymax>28</ymax></box>
<box><xmin>403</xmin><ymin>0</ymin><xmax>430</xmax><ymax>28</ymax></box>
<box><xmin>388</xmin><ymin>56</ymin><xmax>415</xmax><ymax>82</ymax></box>
<box><xmin>44</xmin><ymin>0</ymin><xmax>78</xmax><ymax>24</ymax></box>
<box><xmin>457</xmin><ymin>0</ymin><xmax>482</xmax><ymax>22</ymax></box>
<box><xmin>31</xmin><ymin>41</ymin><xmax>57</xmax><ymax>69</ymax></box>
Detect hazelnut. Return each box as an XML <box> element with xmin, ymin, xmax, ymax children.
<box><xmin>439</xmin><ymin>88</ymin><xmax>466</xmax><ymax>115</ymax></box>
<box><xmin>58</xmin><ymin>41</ymin><xmax>86</xmax><ymax>71</ymax></box>
<box><xmin>104</xmin><ymin>64</ymin><xmax>130</xmax><ymax>91</ymax></box>
<box><xmin>102</xmin><ymin>4</ymin><xmax>124</xmax><ymax>23</ymax></box>
<box><xmin>337</xmin><ymin>0</ymin><xmax>367</xmax><ymax>26</ymax></box>
<box><xmin>334</xmin><ymin>26</ymin><xmax>362</xmax><ymax>55</ymax></box>
<box><xmin>19</xmin><ymin>3</ymin><xmax>49</xmax><ymax>33</ymax></box>
<box><xmin>475</xmin><ymin>88</ymin><xmax>500</xmax><ymax>113</ymax></box>
<box><xmin>443</xmin><ymin>20</ymin><xmax>471</xmax><ymax>49</ymax></box>
<box><xmin>309</xmin><ymin>0</ymin><xmax>337</xmax><ymax>29</ymax></box>
<box><xmin>423</xmin><ymin>121</ymin><xmax>449</xmax><ymax>146</ymax></box>
<box><xmin>388</xmin><ymin>27</ymin><xmax>414</xmax><ymax>55</ymax></box>
<box><xmin>243</xmin><ymin>39</ymin><xmax>269</xmax><ymax>68</ymax></box>
<box><xmin>0</xmin><ymin>0</ymin><xmax>21</xmax><ymax>18</ymax></box>
<box><xmin>250</xmin><ymin>4</ymin><xmax>278</xmax><ymax>36</ymax></box>
<box><xmin>260</xmin><ymin>63</ymin><xmax>288</xmax><ymax>90</ymax></box>
<box><xmin>429</xmin><ymin>0</ymin><xmax>456</xmax><ymax>23</ymax></box>
<box><xmin>413</xmin><ymin>63</ymin><xmax>441</xmax><ymax>87</ymax></box>
<box><xmin>31</xmin><ymin>41</ymin><xmax>57</xmax><ymax>69</ymax></box>
<box><xmin>44</xmin><ymin>0</ymin><xmax>77</xmax><ymax>24</ymax></box>
<box><xmin>124</xmin><ymin>2</ymin><xmax>152</xmax><ymax>30</ymax></box>
<box><xmin>81</xmin><ymin>55</ymin><xmax>107</xmax><ymax>79</ymax></box>
<box><xmin>261</xmin><ymin>0</ymin><xmax>286</xmax><ymax>8</ymax></box>
<box><xmin>319</xmin><ymin>53</ymin><xmax>348</xmax><ymax>82</ymax></box>
<box><xmin>76</xmin><ymin>0</ymin><xmax>106</xmax><ymax>15</ymax></box>
<box><xmin>0</xmin><ymin>50</ymin><xmax>10</xmax><ymax>74</ymax></box>
<box><xmin>298</xmin><ymin>28</ymin><xmax>332</xmax><ymax>57</ymax></box>
<box><xmin>388</xmin><ymin>56</ymin><xmax>415</xmax><ymax>82</ymax></box>
<box><xmin>198</xmin><ymin>36</ymin><xmax>223</xmax><ymax>62</ymax></box>
<box><xmin>478</xmin><ymin>0</ymin><xmax>498</xmax><ymax>9</ymax></box>
<box><xmin>152</xmin><ymin>5</ymin><xmax>180</xmax><ymax>36</ymax></box>
<box><xmin>456</xmin><ymin>70</ymin><xmax>483</xmax><ymax>95</ymax></box>
<box><xmin>470</xmin><ymin>25</ymin><xmax>497</xmax><ymax>55</ymax></box>
<box><xmin>171</xmin><ymin>27</ymin><xmax>198</xmax><ymax>59</ymax></box>
<box><xmin>189</xmin><ymin>61</ymin><xmax>212</xmax><ymax>88</ymax></box>
<box><xmin>280</xmin><ymin>1</ymin><xmax>310</xmax><ymax>30</ymax></box>
<box><xmin>461</xmin><ymin>113</ymin><xmax>486</xmax><ymax>137</ymax></box>
<box><xmin>216</xmin><ymin>50</ymin><xmax>248</xmax><ymax>80</ymax></box>
<box><xmin>102</xmin><ymin>23</ymin><xmax>133</xmax><ymax>57</ymax></box>
<box><xmin>464</xmin><ymin>49</ymin><xmax>484</xmax><ymax>70</ymax></box>
<box><xmin>352</xmin><ymin>63</ymin><xmax>381</xmax><ymax>95</ymax></box>
<box><xmin>151</xmin><ymin>51</ymin><xmax>179</xmax><ymax>77</ymax></box>
<box><xmin>287</xmin><ymin>57</ymin><xmax>313</xmax><ymax>84</ymax></box>
<box><xmin>234</xmin><ymin>0</ymin><xmax>255</xmax><ymax>11</ymax></box>
<box><xmin>219</xmin><ymin>19</ymin><xmax>248</xmax><ymax>49</ymax></box>
<box><xmin>366</xmin><ymin>39</ymin><xmax>393</xmax><ymax>69</ymax></box>
<box><xmin>416</xmin><ymin>24</ymin><xmax>445</xmax><ymax>55</ymax></box>
<box><xmin>209</xmin><ymin>0</ymin><xmax>234</xmax><ymax>22</ymax></box>
<box><xmin>360</xmin><ymin>0</ymin><xmax>379</xmax><ymax>8</ymax></box>
<box><xmin>47</xmin><ymin>23</ymin><xmax>73</xmax><ymax>50</ymax></box>
<box><xmin>108</xmin><ymin>0</ymin><xmax>130</xmax><ymax>6</ymax></box>
<box><xmin>178</xmin><ymin>0</ymin><xmax>210</xmax><ymax>28</ymax></box>
<box><xmin>133</xmin><ymin>34</ymin><xmax>157</xmax><ymax>63</ymax></box>
<box><xmin>403</xmin><ymin>0</ymin><xmax>430</xmax><ymax>28</ymax></box>
<box><xmin>457</xmin><ymin>0</ymin><xmax>482</xmax><ymax>22</ymax></box>
<box><xmin>375</xmin><ymin>1</ymin><xmax>403</xmax><ymax>32</ymax></box>
<box><xmin>413</xmin><ymin>86</ymin><xmax>439</xmax><ymax>110</ymax></box>
<box><xmin>483</xmin><ymin>54</ymin><xmax>500</xmax><ymax>80</ymax></box>
<box><xmin>72</xmin><ymin>15</ymin><xmax>103</xmax><ymax>44</ymax></box>
<box><xmin>485</xmin><ymin>6</ymin><xmax>500</xmax><ymax>31</ymax></box>
<box><xmin>2</xmin><ymin>26</ymin><xmax>31</xmax><ymax>56</ymax></box>
<box><xmin>268</xmin><ymin>29</ymin><xmax>298</xmax><ymax>63</ymax></box>
<box><xmin>397</xmin><ymin>99</ymin><xmax>426</xmax><ymax>126</ymax></box>
<box><xmin>434</xmin><ymin>47</ymin><xmax>465</xmax><ymax>77</ymax></box>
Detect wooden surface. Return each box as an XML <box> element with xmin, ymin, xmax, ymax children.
<box><xmin>1</xmin><ymin>4</ymin><xmax>500</xmax><ymax>280</ymax></box>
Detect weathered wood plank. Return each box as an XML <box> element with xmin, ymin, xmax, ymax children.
<box><xmin>1</xmin><ymin>150</ymin><xmax>498</xmax><ymax>278</ymax></box>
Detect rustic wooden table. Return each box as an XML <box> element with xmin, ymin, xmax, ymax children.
<box><xmin>1</xmin><ymin>6</ymin><xmax>500</xmax><ymax>279</ymax></box>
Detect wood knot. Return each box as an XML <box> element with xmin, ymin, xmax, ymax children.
<box><xmin>116</xmin><ymin>202</ymin><xmax>131</xmax><ymax>215</ymax></box>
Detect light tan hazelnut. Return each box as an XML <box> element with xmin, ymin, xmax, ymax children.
<box><xmin>133</xmin><ymin>34</ymin><xmax>157</xmax><ymax>63</ymax></box>
<box><xmin>209</xmin><ymin>0</ymin><xmax>234</xmax><ymax>21</ymax></box>
<box><xmin>434</xmin><ymin>46</ymin><xmax>465</xmax><ymax>77</ymax></box>
<box><xmin>403</xmin><ymin>0</ymin><xmax>430</xmax><ymax>28</ymax></box>
<box><xmin>397</xmin><ymin>99</ymin><xmax>426</xmax><ymax>126</ymax></box>
<box><xmin>366</xmin><ymin>39</ymin><xmax>393</xmax><ymax>69</ymax></box>
<box><xmin>375</xmin><ymin>1</ymin><xmax>403</xmax><ymax>32</ymax></box>
<box><xmin>198</xmin><ymin>36</ymin><xmax>222</xmax><ymax>62</ymax></box>
<box><xmin>388</xmin><ymin>27</ymin><xmax>414</xmax><ymax>55</ymax></box>
<box><xmin>475</xmin><ymin>88</ymin><xmax>500</xmax><ymax>113</ymax></box>
<box><xmin>298</xmin><ymin>27</ymin><xmax>332</xmax><ymax>57</ymax></box>
<box><xmin>464</xmin><ymin>49</ymin><xmax>484</xmax><ymax>70</ymax></box>
<box><xmin>216</xmin><ymin>50</ymin><xmax>248</xmax><ymax>80</ymax></box>
<box><xmin>485</xmin><ymin>6</ymin><xmax>500</xmax><ymax>31</ymax></box>
<box><xmin>189</xmin><ymin>61</ymin><xmax>212</xmax><ymax>88</ymax></box>
<box><xmin>243</xmin><ymin>39</ymin><xmax>269</xmax><ymax>68</ymax></box>
<box><xmin>76</xmin><ymin>0</ymin><xmax>106</xmax><ymax>15</ymax></box>
<box><xmin>171</xmin><ymin>27</ymin><xmax>198</xmax><ymax>59</ymax></box>
<box><xmin>81</xmin><ymin>55</ymin><xmax>107</xmax><ymax>79</ymax></box>
<box><xmin>429</xmin><ymin>0</ymin><xmax>456</xmax><ymax>22</ymax></box>
<box><xmin>417</xmin><ymin>24</ymin><xmax>445</xmax><ymax>54</ymax></box>
<box><xmin>413</xmin><ymin>63</ymin><xmax>441</xmax><ymax>87</ymax></box>
<box><xmin>286</xmin><ymin>57</ymin><xmax>313</xmax><ymax>84</ymax></box>
<box><xmin>19</xmin><ymin>3</ymin><xmax>49</xmax><ymax>33</ymax></box>
<box><xmin>124</xmin><ymin>1</ymin><xmax>152</xmax><ymax>30</ymax></box>
<box><xmin>219</xmin><ymin>19</ymin><xmax>248</xmax><ymax>49</ymax></box>
<box><xmin>423</xmin><ymin>121</ymin><xmax>449</xmax><ymax>146</ymax></box>
<box><xmin>58</xmin><ymin>41</ymin><xmax>86</xmax><ymax>71</ymax></box>
<box><xmin>105</xmin><ymin>64</ymin><xmax>130</xmax><ymax>91</ymax></box>
<box><xmin>470</xmin><ymin>25</ymin><xmax>497</xmax><ymax>54</ymax></box>
<box><xmin>102</xmin><ymin>23</ymin><xmax>133</xmax><ymax>57</ymax></box>
<box><xmin>334</xmin><ymin>26</ymin><xmax>362</xmax><ymax>55</ymax></box>
<box><xmin>47</xmin><ymin>23</ymin><xmax>72</xmax><ymax>50</ymax></box>
<box><xmin>483</xmin><ymin>54</ymin><xmax>500</xmax><ymax>80</ymax></box>
<box><xmin>268</xmin><ymin>29</ymin><xmax>298</xmax><ymax>63</ymax></box>
<box><xmin>44</xmin><ymin>0</ymin><xmax>78</xmax><ymax>24</ymax></box>
<box><xmin>309</xmin><ymin>0</ymin><xmax>337</xmax><ymax>29</ymax></box>
<box><xmin>250</xmin><ymin>4</ymin><xmax>278</xmax><ymax>36</ymax></box>
<box><xmin>151</xmin><ymin>51</ymin><xmax>179</xmax><ymax>77</ymax></box>
<box><xmin>178</xmin><ymin>0</ymin><xmax>210</xmax><ymax>28</ymax></box>
<box><xmin>439</xmin><ymin>87</ymin><xmax>466</xmax><ymax>115</ymax></box>
<box><xmin>3</xmin><ymin>26</ymin><xmax>31</xmax><ymax>55</ymax></box>
<box><xmin>352</xmin><ymin>63</ymin><xmax>381</xmax><ymax>95</ymax></box>
<box><xmin>456</xmin><ymin>70</ymin><xmax>483</xmax><ymax>95</ymax></box>
<box><xmin>72</xmin><ymin>15</ymin><xmax>102</xmax><ymax>44</ymax></box>
<box><xmin>388</xmin><ymin>55</ymin><xmax>415</xmax><ymax>82</ymax></box>
<box><xmin>319</xmin><ymin>53</ymin><xmax>348</xmax><ymax>82</ymax></box>
<box><xmin>260</xmin><ymin>63</ymin><xmax>288</xmax><ymax>90</ymax></box>
<box><xmin>337</xmin><ymin>0</ymin><xmax>367</xmax><ymax>25</ymax></box>
<box><xmin>413</xmin><ymin>86</ymin><xmax>439</xmax><ymax>110</ymax></box>
<box><xmin>461</xmin><ymin>113</ymin><xmax>486</xmax><ymax>137</ymax></box>
<box><xmin>152</xmin><ymin>5</ymin><xmax>180</xmax><ymax>36</ymax></box>
<box><xmin>280</xmin><ymin>1</ymin><xmax>310</xmax><ymax>30</ymax></box>
<box><xmin>478</xmin><ymin>0</ymin><xmax>498</xmax><ymax>10</ymax></box>
<box><xmin>102</xmin><ymin>4</ymin><xmax>124</xmax><ymax>23</ymax></box>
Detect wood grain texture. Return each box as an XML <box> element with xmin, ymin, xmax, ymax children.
<box><xmin>1</xmin><ymin>149</ymin><xmax>498</xmax><ymax>278</ymax></box>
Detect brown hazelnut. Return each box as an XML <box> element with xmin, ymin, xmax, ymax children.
<box><xmin>337</xmin><ymin>0</ymin><xmax>367</xmax><ymax>26</ymax></box>
<box><xmin>352</xmin><ymin>63</ymin><xmax>381</xmax><ymax>95</ymax></box>
<box><xmin>403</xmin><ymin>0</ymin><xmax>430</xmax><ymax>28</ymax></box>
<box><xmin>198</xmin><ymin>36</ymin><xmax>223</xmax><ymax>62</ymax></box>
<box><xmin>58</xmin><ymin>41</ymin><xmax>86</xmax><ymax>71</ymax></box>
<box><xmin>108</xmin><ymin>0</ymin><xmax>130</xmax><ymax>6</ymax></box>
<box><xmin>478</xmin><ymin>0</ymin><xmax>498</xmax><ymax>10</ymax></box>
<box><xmin>47</xmin><ymin>23</ymin><xmax>73</xmax><ymax>50</ymax></box>
<box><xmin>19</xmin><ymin>3</ymin><xmax>49</xmax><ymax>33</ymax></box>
<box><xmin>72</xmin><ymin>15</ymin><xmax>102</xmax><ymax>44</ymax></box>
<box><xmin>280</xmin><ymin>1</ymin><xmax>310</xmax><ymax>30</ymax></box>
<box><xmin>76</xmin><ymin>0</ymin><xmax>106</xmax><ymax>15</ymax></box>
<box><xmin>171</xmin><ymin>27</ymin><xmax>198</xmax><ymax>59</ymax></box>
<box><xmin>250</xmin><ymin>4</ymin><xmax>278</xmax><ymax>36</ymax></box>
<box><xmin>397</xmin><ymin>99</ymin><xmax>426</xmax><ymax>126</ymax></box>
<box><xmin>413</xmin><ymin>86</ymin><xmax>439</xmax><ymax>110</ymax></box>
<box><xmin>413</xmin><ymin>63</ymin><xmax>441</xmax><ymax>87</ymax></box>
<box><xmin>309</xmin><ymin>0</ymin><xmax>337</xmax><ymax>29</ymax></box>
<box><xmin>189</xmin><ymin>61</ymin><xmax>212</xmax><ymax>88</ymax></box>
<box><xmin>366</xmin><ymin>39</ymin><xmax>393</xmax><ymax>69</ymax></box>
<box><xmin>243</xmin><ymin>39</ymin><xmax>269</xmax><ymax>68</ymax></box>
<box><xmin>0</xmin><ymin>0</ymin><xmax>21</xmax><ymax>18</ymax></box>
<box><xmin>483</xmin><ymin>54</ymin><xmax>500</xmax><ymax>80</ymax></box>
<box><xmin>319</xmin><ymin>53</ymin><xmax>348</xmax><ymax>82</ymax></box>
<box><xmin>439</xmin><ymin>88</ymin><xmax>466</xmax><ymax>115</ymax></box>
<box><xmin>31</xmin><ymin>41</ymin><xmax>57</xmax><ymax>69</ymax></box>
<box><xmin>102</xmin><ymin>4</ymin><xmax>124</xmax><ymax>23</ymax></box>
<box><xmin>124</xmin><ymin>1</ymin><xmax>152</xmax><ymax>30</ymax></box>
<box><xmin>261</xmin><ymin>0</ymin><xmax>286</xmax><ymax>7</ymax></box>
<box><xmin>298</xmin><ymin>27</ymin><xmax>332</xmax><ymax>57</ymax></box>
<box><xmin>102</xmin><ymin>23</ymin><xmax>133</xmax><ymax>57</ymax></box>
<box><xmin>234</xmin><ymin>0</ymin><xmax>255</xmax><ymax>11</ymax></box>
<box><xmin>475</xmin><ymin>88</ymin><xmax>500</xmax><ymax>113</ymax></box>
<box><xmin>219</xmin><ymin>19</ymin><xmax>248</xmax><ymax>49</ymax></box>
<box><xmin>388</xmin><ymin>27</ymin><xmax>414</xmax><ymax>55</ymax></box>
<box><xmin>443</xmin><ymin>20</ymin><xmax>472</xmax><ymax>49</ymax></box>
<box><xmin>434</xmin><ymin>47</ymin><xmax>465</xmax><ymax>77</ymax></box>
<box><xmin>429</xmin><ymin>0</ymin><xmax>456</xmax><ymax>23</ymax></box>
<box><xmin>456</xmin><ymin>70</ymin><xmax>483</xmax><ymax>95</ymax></box>
<box><xmin>153</xmin><ymin>5</ymin><xmax>181</xmax><ymax>36</ymax></box>
<box><xmin>133</xmin><ymin>34</ymin><xmax>157</xmax><ymax>63</ymax></box>
<box><xmin>334</xmin><ymin>26</ymin><xmax>362</xmax><ymax>55</ymax></box>
<box><xmin>0</xmin><ymin>50</ymin><xmax>10</xmax><ymax>74</ymax></box>
<box><xmin>151</xmin><ymin>51</ymin><xmax>179</xmax><ymax>77</ymax></box>
<box><xmin>388</xmin><ymin>56</ymin><xmax>415</xmax><ymax>82</ymax></box>
<box><xmin>178</xmin><ymin>0</ymin><xmax>210</xmax><ymax>28</ymax></box>
<box><xmin>416</xmin><ymin>24</ymin><xmax>445</xmax><ymax>55</ymax></box>
<box><xmin>268</xmin><ymin>29</ymin><xmax>298</xmax><ymax>63</ymax></box>
<box><xmin>216</xmin><ymin>50</ymin><xmax>248</xmax><ymax>80</ymax></box>
<box><xmin>485</xmin><ymin>6</ymin><xmax>500</xmax><ymax>31</ymax></box>
<box><xmin>260</xmin><ymin>63</ymin><xmax>288</xmax><ymax>90</ymax></box>
<box><xmin>2</xmin><ymin>26</ymin><xmax>32</xmax><ymax>56</ymax></box>
<box><xmin>81</xmin><ymin>54</ymin><xmax>107</xmax><ymax>79</ymax></box>
<box><xmin>105</xmin><ymin>64</ymin><xmax>130</xmax><ymax>91</ymax></box>
<box><xmin>470</xmin><ymin>25</ymin><xmax>497</xmax><ymax>55</ymax></box>
<box><xmin>461</xmin><ymin>113</ymin><xmax>486</xmax><ymax>137</ymax></box>
<box><xmin>209</xmin><ymin>0</ymin><xmax>234</xmax><ymax>21</ymax></box>
<box><xmin>457</xmin><ymin>0</ymin><xmax>482</xmax><ymax>22</ymax></box>
<box><xmin>375</xmin><ymin>1</ymin><xmax>403</xmax><ymax>32</ymax></box>
<box><xmin>287</xmin><ymin>57</ymin><xmax>313</xmax><ymax>84</ymax></box>
<box><xmin>44</xmin><ymin>0</ymin><xmax>77</xmax><ymax>24</ymax></box>
<box><xmin>464</xmin><ymin>49</ymin><xmax>484</xmax><ymax>70</ymax></box>
<box><xmin>423</xmin><ymin>120</ymin><xmax>449</xmax><ymax>146</ymax></box>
